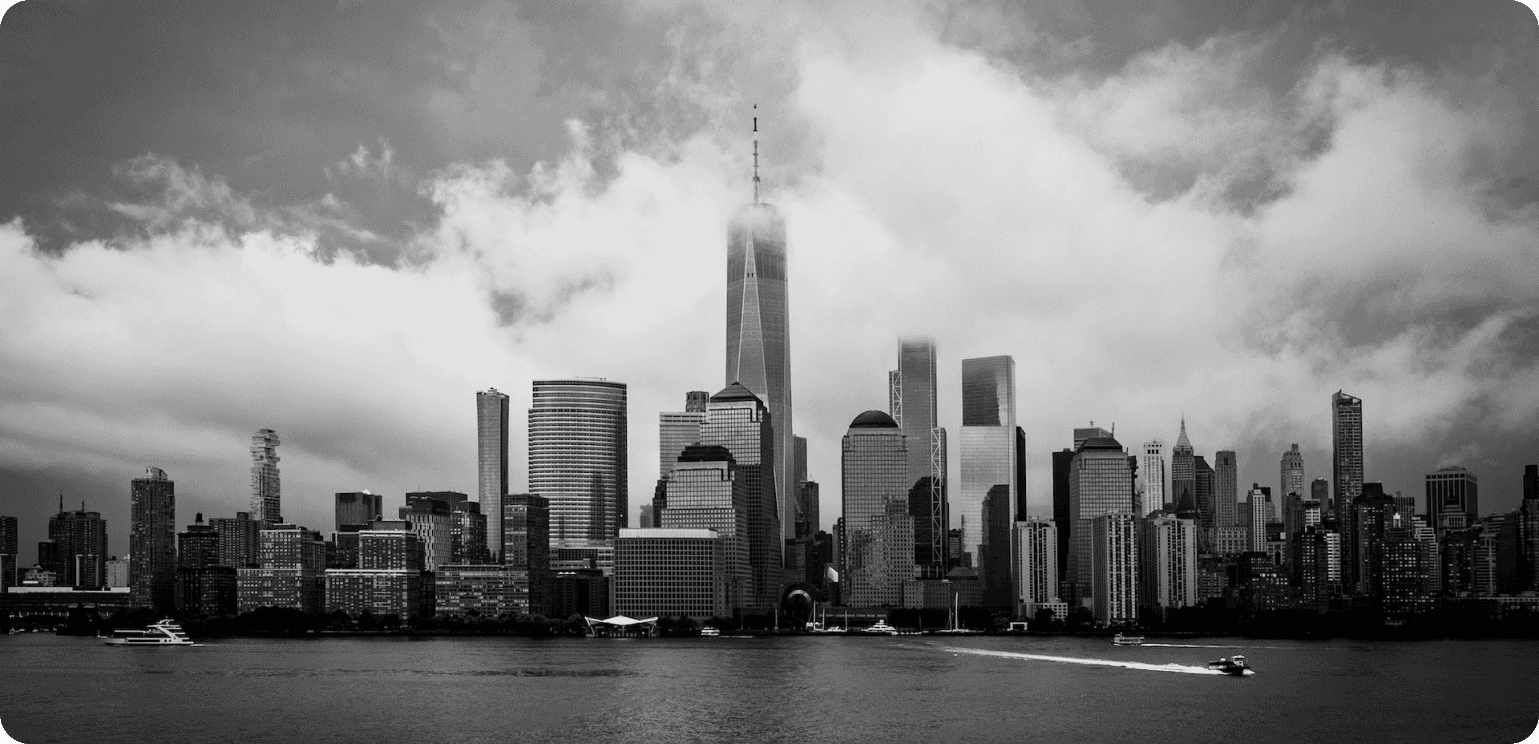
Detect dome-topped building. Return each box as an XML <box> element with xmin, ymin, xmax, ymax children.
<box><xmin>849</xmin><ymin>410</ymin><xmax>898</xmax><ymax>429</ymax></box>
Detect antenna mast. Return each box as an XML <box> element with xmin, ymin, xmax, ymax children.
<box><xmin>752</xmin><ymin>103</ymin><xmax>760</xmax><ymax>204</ymax></box>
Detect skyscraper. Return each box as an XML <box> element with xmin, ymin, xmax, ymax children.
<box><xmin>1214</xmin><ymin>450</ymin><xmax>1238</xmax><ymax>530</ymax></box>
<box><xmin>726</xmin><ymin>118</ymin><xmax>794</xmax><ymax>541</ymax></box>
<box><xmin>959</xmin><ymin>355</ymin><xmax>1015</xmax><ymax>571</ymax></box>
<box><xmin>1194</xmin><ymin>455</ymin><xmax>1215</xmax><ymax>547</ymax></box>
<box><xmin>477</xmin><ymin>388</ymin><xmax>510</xmax><ymax>562</ymax></box>
<box><xmin>130</xmin><ymin>467</ymin><xmax>177</xmax><ymax>612</ymax></box>
<box><xmin>529</xmin><ymin>379</ymin><xmax>627</xmax><ymax>574</ymax></box>
<box><xmin>1281</xmin><ymin>444</ymin><xmax>1305</xmax><ymax>500</ymax></box>
<box><xmin>1051</xmin><ymin>449</ymin><xmax>1074</xmax><ymax>584</ymax></box>
<box><xmin>335</xmin><ymin>491</ymin><xmax>382</xmax><ymax>531</ymax></box>
<box><xmin>0</xmin><ymin>515</ymin><xmax>16</xmax><ymax>590</ymax></box>
<box><xmin>1142</xmin><ymin>441</ymin><xmax>1166</xmax><ymax>516</ymax></box>
<box><xmin>697</xmin><ymin>383</ymin><xmax>780</xmax><ymax>608</ymax></box>
<box><xmin>250</xmin><ymin>429</ymin><xmax>281</xmax><ymax>527</ymax></box>
<box><xmin>658</xmin><ymin>444</ymin><xmax>751</xmax><ymax>609</ymax></box>
<box><xmin>399</xmin><ymin>494</ymin><xmax>454</xmax><ymax>571</ymax></box>
<box><xmin>1171</xmin><ymin>419</ymin><xmax>1195</xmax><ymax>513</ymax></box>
<box><xmin>1141</xmin><ymin>514</ymin><xmax>1197</xmax><ymax>620</ymax></box>
<box><xmin>47</xmin><ymin>503</ymin><xmax>108</xmax><ymax>589</ymax></box>
<box><xmin>892</xmin><ymin>337</ymin><xmax>948</xmax><ymax>575</ymax></box>
<box><xmin>1333</xmin><ymin>391</ymin><xmax>1364</xmax><ymax>588</ymax></box>
<box><xmin>980</xmin><ymin>485</ymin><xmax>1013</xmax><ymax>609</ymax></box>
<box><xmin>1067</xmin><ymin>436</ymin><xmax>1134</xmax><ymax>600</ymax></box>
<box><xmin>1426</xmin><ymin>466</ymin><xmax>1478</xmax><ymax>532</ymax></box>
<box><xmin>1246</xmin><ymin>484</ymin><xmax>1271</xmax><ymax>552</ymax></box>
<box><xmin>1091</xmin><ymin>512</ymin><xmax>1138</xmax><ymax>626</ymax></box>
<box><xmin>209</xmin><ymin>512</ymin><xmax>258</xmax><ymax>569</ymax></box>
<box><xmin>659</xmin><ymin>409</ymin><xmax>706</xmax><ymax>481</ymax></box>
<box><xmin>841</xmin><ymin>410</ymin><xmax>913</xmax><ymax>607</ymax></box>
<box><xmin>1012</xmin><ymin>517</ymin><xmax>1058</xmax><ymax>617</ymax></box>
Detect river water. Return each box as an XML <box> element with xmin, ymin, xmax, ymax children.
<box><xmin>1</xmin><ymin>634</ymin><xmax>1534</xmax><ymax>743</ymax></box>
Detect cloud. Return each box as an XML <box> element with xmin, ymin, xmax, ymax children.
<box><xmin>2</xmin><ymin>0</ymin><xmax>1537</xmax><ymax>545</ymax></box>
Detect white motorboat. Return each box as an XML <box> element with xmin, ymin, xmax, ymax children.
<box><xmin>101</xmin><ymin>619</ymin><xmax>196</xmax><ymax>646</ymax></box>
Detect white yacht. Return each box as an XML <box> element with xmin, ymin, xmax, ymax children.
<box><xmin>861</xmin><ymin>620</ymin><xmax>898</xmax><ymax>635</ymax></box>
<box><xmin>699</xmin><ymin>626</ymin><xmax>721</xmax><ymax>637</ymax></box>
<box><xmin>102</xmin><ymin>619</ymin><xmax>196</xmax><ymax>646</ymax></box>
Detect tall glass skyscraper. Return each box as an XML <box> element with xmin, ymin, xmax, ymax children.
<box><xmin>1141</xmin><ymin>440</ymin><xmax>1166</xmax><ymax>516</ymax></box>
<box><xmin>528</xmin><ymin>379</ymin><xmax>627</xmax><ymax>574</ymax></box>
<box><xmin>698</xmin><ymin>383</ymin><xmax>780</xmax><ymax>609</ymax></box>
<box><xmin>841</xmin><ymin>410</ymin><xmax>913</xmax><ymax>607</ymax></box>
<box><xmin>1066</xmin><ymin>436</ymin><xmax>1133</xmax><ymax>594</ymax></box>
<box><xmin>890</xmin><ymin>337</ymin><xmax>947</xmax><ymax>574</ymax></box>
<box><xmin>249</xmin><ymin>429</ymin><xmax>281</xmax><ymax>527</ymax></box>
<box><xmin>726</xmin><ymin>195</ymin><xmax>794</xmax><ymax>543</ymax></box>
<box><xmin>660</xmin><ymin>444</ymin><xmax>751</xmax><ymax>610</ymax></box>
<box><xmin>131</xmin><ymin>467</ymin><xmax>177</xmax><ymax>612</ymax></box>
<box><xmin>1332</xmin><ymin>390</ymin><xmax>1363</xmax><ymax>589</ymax></box>
<box><xmin>477</xmin><ymin>388</ymin><xmax>510</xmax><ymax>561</ymax></box>
<box><xmin>959</xmin><ymin>355</ymin><xmax>1015</xmax><ymax>569</ymax></box>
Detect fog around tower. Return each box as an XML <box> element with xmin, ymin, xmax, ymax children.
<box><xmin>1</xmin><ymin>0</ymin><xmax>1537</xmax><ymax>551</ymax></box>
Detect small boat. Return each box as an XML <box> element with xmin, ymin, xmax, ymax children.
<box><xmin>101</xmin><ymin>619</ymin><xmax>196</xmax><ymax>647</ymax></box>
<box><xmin>1113</xmin><ymin>633</ymin><xmax>1145</xmax><ymax>646</ymax></box>
<box><xmin>1207</xmin><ymin>655</ymin><xmax>1250</xmax><ymax>676</ymax></box>
<box><xmin>862</xmin><ymin>620</ymin><xmax>898</xmax><ymax>635</ymax></box>
<box><xmin>699</xmin><ymin>626</ymin><xmax>720</xmax><ymax>637</ymax></box>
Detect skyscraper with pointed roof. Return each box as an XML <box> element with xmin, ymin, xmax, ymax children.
<box><xmin>726</xmin><ymin>107</ymin><xmax>794</xmax><ymax>543</ymax></box>
<box><xmin>1171</xmin><ymin>419</ymin><xmax>1195</xmax><ymax>515</ymax></box>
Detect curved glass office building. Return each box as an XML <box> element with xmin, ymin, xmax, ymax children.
<box><xmin>528</xmin><ymin>379</ymin><xmax>628</xmax><ymax>574</ymax></box>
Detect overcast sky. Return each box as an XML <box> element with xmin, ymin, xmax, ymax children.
<box><xmin>2</xmin><ymin>0</ymin><xmax>1538</xmax><ymax>556</ymax></box>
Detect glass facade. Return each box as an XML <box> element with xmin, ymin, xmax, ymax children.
<box><xmin>1066</xmin><ymin>438</ymin><xmax>1133</xmax><ymax>591</ymax></box>
<box><xmin>841</xmin><ymin>411</ymin><xmax>913</xmax><ymax>607</ymax></box>
<box><xmin>614</xmin><ymin>528</ymin><xmax>726</xmax><ymax>621</ymax></box>
<box><xmin>659</xmin><ymin>447</ymin><xmax>751</xmax><ymax>610</ymax></box>
<box><xmin>697</xmin><ymin>384</ymin><xmax>780</xmax><ymax>609</ymax></box>
<box><xmin>659</xmin><ymin>411</ymin><xmax>705</xmax><ymax>480</ymax></box>
<box><xmin>335</xmin><ymin>491</ymin><xmax>382</xmax><ymax>532</ymax></box>
<box><xmin>959</xmin><ymin>355</ymin><xmax>1015</xmax><ymax>570</ymax></box>
<box><xmin>893</xmin><ymin>337</ymin><xmax>948</xmax><ymax>574</ymax></box>
<box><xmin>726</xmin><ymin>202</ymin><xmax>794</xmax><ymax>543</ymax></box>
<box><xmin>528</xmin><ymin>379</ymin><xmax>627</xmax><ymax>574</ymax></box>
<box><xmin>477</xmin><ymin>388</ymin><xmax>510</xmax><ymax>562</ymax></box>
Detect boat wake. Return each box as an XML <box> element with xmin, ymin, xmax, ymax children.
<box><xmin>933</xmin><ymin>645</ymin><xmax>1233</xmax><ymax>675</ymax></box>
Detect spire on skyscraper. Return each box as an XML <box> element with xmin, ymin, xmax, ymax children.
<box><xmin>1175</xmin><ymin>417</ymin><xmax>1191</xmax><ymax>450</ymax></box>
<box><xmin>752</xmin><ymin>103</ymin><xmax>760</xmax><ymax>204</ymax></box>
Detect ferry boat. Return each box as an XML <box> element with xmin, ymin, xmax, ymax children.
<box><xmin>1112</xmin><ymin>633</ymin><xmax>1146</xmax><ymax>646</ymax></box>
<box><xmin>699</xmin><ymin>626</ymin><xmax>721</xmax><ymax>637</ymax></box>
<box><xmin>101</xmin><ymin>619</ymin><xmax>196</xmax><ymax>647</ymax></box>
<box><xmin>861</xmin><ymin>620</ymin><xmax>898</xmax><ymax>635</ymax></box>
<box><xmin>1207</xmin><ymin>655</ymin><xmax>1250</xmax><ymax>676</ymax></box>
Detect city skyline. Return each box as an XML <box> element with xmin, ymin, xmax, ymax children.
<box><xmin>4</xmin><ymin>1</ymin><xmax>1539</xmax><ymax>560</ymax></box>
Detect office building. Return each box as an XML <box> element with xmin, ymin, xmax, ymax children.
<box><xmin>176</xmin><ymin>514</ymin><xmax>236</xmax><ymax>617</ymax></box>
<box><xmin>1170</xmin><ymin>419</ymin><xmax>1195</xmax><ymax>513</ymax></box>
<box><xmin>500</xmin><ymin>493</ymin><xmax>551</xmax><ymax>612</ymax></box>
<box><xmin>130</xmin><ymin>467</ymin><xmax>177</xmax><ymax>612</ymax></box>
<box><xmin>335</xmin><ymin>491</ymin><xmax>383</xmax><ymax>531</ymax></box>
<box><xmin>660</xmin><ymin>393</ymin><xmax>708</xmax><ymax>480</ymax></box>
<box><xmin>959</xmin><ymin>355</ymin><xmax>1015</xmax><ymax>570</ymax></box>
<box><xmin>1051</xmin><ymin>448</ymin><xmax>1074</xmax><ymax>583</ymax></box>
<box><xmin>1141</xmin><ymin>514</ymin><xmax>1198</xmax><ymax>619</ymax></box>
<box><xmin>1193</xmin><ymin>456</ymin><xmax>1216</xmax><ymax>545</ymax></box>
<box><xmin>657</xmin><ymin>445</ymin><xmax>751</xmax><ymax>610</ymax></box>
<box><xmin>435</xmin><ymin>564</ymin><xmax>538</xmax><ymax>617</ymax></box>
<box><xmin>1013</xmin><ymin>517</ymin><xmax>1058</xmax><ymax>617</ymax></box>
<box><xmin>1067</xmin><ymin>436</ymin><xmax>1134</xmax><ymax>601</ymax></box>
<box><xmin>800</xmin><ymin>481</ymin><xmax>820</xmax><ymax>538</ymax></box>
<box><xmin>104</xmin><ymin>557</ymin><xmax>128</xmax><ymax>588</ymax></box>
<box><xmin>841</xmin><ymin>410</ymin><xmax>914</xmax><ymax>607</ymax></box>
<box><xmin>210</xmin><ymin>512</ymin><xmax>258</xmax><ymax>569</ymax></box>
<box><xmin>238</xmin><ymin>523</ymin><xmax>326</xmax><ymax>614</ymax></box>
<box><xmin>400</xmin><ymin>495</ymin><xmax>453</xmax><ymax>571</ymax></box>
<box><xmin>1214</xmin><ymin>450</ymin><xmax>1238</xmax><ymax>530</ymax></box>
<box><xmin>0</xmin><ymin>515</ymin><xmax>16</xmax><ymax>591</ymax></box>
<box><xmin>478</xmin><ymin>388</ymin><xmax>511</xmax><ymax>562</ymax></box>
<box><xmin>726</xmin><ymin>154</ymin><xmax>795</xmax><ymax>542</ymax></box>
<box><xmin>46</xmin><ymin>503</ymin><xmax>108</xmax><ymax>589</ymax></box>
<box><xmin>614</xmin><ymin>528</ymin><xmax>727</xmax><ymax>621</ymax></box>
<box><xmin>529</xmin><ymin>378</ymin><xmax>627</xmax><ymax>574</ymax></box>
<box><xmin>697</xmin><ymin>383</ymin><xmax>780</xmax><ymax>609</ymax></box>
<box><xmin>1141</xmin><ymin>441</ymin><xmax>1166</xmax><ymax>515</ymax></box>
<box><xmin>891</xmin><ymin>337</ymin><xmax>948</xmax><ymax>575</ymax></box>
<box><xmin>1426</xmin><ymin>466</ymin><xmax>1478</xmax><ymax>532</ymax></box>
<box><xmin>250</xmin><ymin>429</ymin><xmax>282</xmax><ymax>526</ymax></box>
<box><xmin>980</xmin><ymin>485</ymin><xmax>1013</xmax><ymax>609</ymax></box>
<box><xmin>551</xmin><ymin>568</ymin><xmax>610</xmax><ymax>618</ymax></box>
<box><xmin>1091</xmin><ymin>512</ymin><xmax>1138</xmax><ymax>626</ymax></box>
<box><xmin>449</xmin><ymin>498</ymin><xmax>489</xmax><ymax>565</ymax></box>
<box><xmin>1281</xmin><ymin>444</ymin><xmax>1305</xmax><ymax>502</ymax></box>
<box><xmin>1311</xmin><ymin>477</ymin><xmax>1330</xmax><ymax>512</ymax></box>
